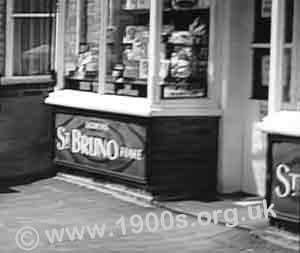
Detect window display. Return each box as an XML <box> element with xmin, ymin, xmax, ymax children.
<box><xmin>104</xmin><ymin>0</ymin><xmax>210</xmax><ymax>99</ymax></box>
<box><xmin>64</xmin><ymin>0</ymin><xmax>101</xmax><ymax>93</ymax></box>
<box><xmin>160</xmin><ymin>1</ymin><xmax>210</xmax><ymax>99</ymax></box>
<box><xmin>104</xmin><ymin>0</ymin><xmax>150</xmax><ymax>97</ymax></box>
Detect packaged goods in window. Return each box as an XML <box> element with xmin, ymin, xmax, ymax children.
<box><xmin>170</xmin><ymin>47</ymin><xmax>192</xmax><ymax>79</ymax></box>
<box><xmin>171</xmin><ymin>0</ymin><xmax>210</xmax><ymax>9</ymax></box>
<box><xmin>160</xmin><ymin>60</ymin><xmax>171</xmax><ymax>81</ymax></box>
<box><xmin>189</xmin><ymin>17</ymin><xmax>208</xmax><ymax>45</ymax></box>
<box><xmin>123</xmin><ymin>26</ymin><xmax>148</xmax><ymax>44</ymax></box>
<box><xmin>162</xmin><ymin>25</ymin><xmax>175</xmax><ymax>37</ymax></box>
<box><xmin>261</xmin><ymin>0</ymin><xmax>272</xmax><ymax>18</ymax></box>
<box><xmin>163</xmin><ymin>86</ymin><xmax>205</xmax><ymax>98</ymax></box>
<box><xmin>139</xmin><ymin>59</ymin><xmax>148</xmax><ymax>79</ymax></box>
<box><xmin>107</xmin><ymin>26</ymin><xmax>117</xmax><ymax>43</ymax></box>
<box><xmin>172</xmin><ymin>0</ymin><xmax>198</xmax><ymax>9</ymax></box>
<box><xmin>74</xmin><ymin>44</ymin><xmax>99</xmax><ymax>77</ymax></box>
<box><xmin>65</xmin><ymin>62</ymin><xmax>77</xmax><ymax>75</ymax></box>
<box><xmin>112</xmin><ymin>64</ymin><xmax>125</xmax><ymax>81</ymax></box>
<box><xmin>139</xmin><ymin>59</ymin><xmax>170</xmax><ymax>80</ymax></box>
<box><xmin>137</xmin><ymin>0</ymin><xmax>150</xmax><ymax>9</ymax></box>
<box><xmin>169</xmin><ymin>31</ymin><xmax>193</xmax><ymax>45</ymax></box>
<box><xmin>123</xmin><ymin>26</ymin><xmax>138</xmax><ymax>44</ymax></box>
<box><xmin>261</xmin><ymin>55</ymin><xmax>270</xmax><ymax>87</ymax></box>
<box><xmin>124</xmin><ymin>60</ymin><xmax>139</xmax><ymax>79</ymax></box>
<box><xmin>117</xmin><ymin>85</ymin><xmax>139</xmax><ymax>96</ymax></box>
<box><xmin>131</xmin><ymin>31</ymin><xmax>149</xmax><ymax>60</ymax></box>
<box><xmin>86</xmin><ymin>46</ymin><xmax>99</xmax><ymax>72</ymax></box>
<box><xmin>122</xmin><ymin>0</ymin><xmax>138</xmax><ymax>10</ymax></box>
<box><xmin>79</xmin><ymin>81</ymin><xmax>92</xmax><ymax>91</ymax></box>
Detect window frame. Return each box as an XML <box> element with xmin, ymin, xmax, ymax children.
<box><xmin>3</xmin><ymin>0</ymin><xmax>56</xmax><ymax>84</ymax></box>
<box><xmin>268</xmin><ymin>0</ymin><xmax>300</xmax><ymax>112</ymax></box>
<box><xmin>97</xmin><ymin>0</ymin><xmax>218</xmax><ymax>109</ymax></box>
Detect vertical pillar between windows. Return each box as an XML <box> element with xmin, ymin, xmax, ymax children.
<box><xmin>55</xmin><ymin>0</ymin><xmax>66</xmax><ymax>90</ymax></box>
<box><xmin>268</xmin><ymin>0</ymin><xmax>285</xmax><ymax>113</ymax></box>
<box><xmin>147</xmin><ymin>0</ymin><xmax>162</xmax><ymax>104</ymax></box>
<box><xmin>5</xmin><ymin>0</ymin><xmax>13</xmax><ymax>77</ymax></box>
<box><xmin>97</xmin><ymin>0</ymin><xmax>108</xmax><ymax>95</ymax></box>
<box><xmin>75</xmin><ymin>0</ymin><xmax>83</xmax><ymax>55</ymax></box>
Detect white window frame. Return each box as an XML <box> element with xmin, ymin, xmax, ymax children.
<box><xmin>97</xmin><ymin>0</ymin><xmax>219</xmax><ymax>114</ymax></box>
<box><xmin>3</xmin><ymin>0</ymin><xmax>56</xmax><ymax>84</ymax></box>
<box><xmin>53</xmin><ymin>0</ymin><xmax>221</xmax><ymax>116</ymax></box>
<box><xmin>268</xmin><ymin>0</ymin><xmax>300</xmax><ymax>112</ymax></box>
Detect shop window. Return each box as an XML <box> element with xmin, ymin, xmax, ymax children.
<box><xmin>104</xmin><ymin>0</ymin><xmax>150</xmax><ymax>97</ymax></box>
<box><xmin>160</xmin><ymin>1</ymin><xmax>210</xmax><ymax>99</ymax></box>
<box><xmin>6</xmin><ymin>0</ymin><xmax>56</xmax><ymax>77</ymax></box>
<box><xmin>103</xmin><ymin>0</ymin><xmax>211</xmax><ymax>99</ymax></box>
<box><xmin>64</xmin><ymin>0</ymin><xmax>100</xmax><ymax>93</ymax></box>
<box><xmin>252</xmin><ymin>0</ymin><xmax>294</xmax><ymax>100</ymax></box>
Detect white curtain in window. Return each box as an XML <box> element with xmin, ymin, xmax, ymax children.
<box><xmin>13</xmin><ymin>0</ymin><xmax>55</xmax><ymax>76</ymax></box>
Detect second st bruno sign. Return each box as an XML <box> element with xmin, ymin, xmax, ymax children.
<box><xmin>55</xmin><ymin>113</ymin><xmax>146</xmax><ymax>180</ymax></box>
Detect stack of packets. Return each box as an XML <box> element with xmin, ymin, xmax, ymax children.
<box><xmin>122</xmin><ymin>0</ymin><xmax>150</xmax><ymax>10</ymax></box>
<box><xmin>122</xmin><ymin>0</ymin><xmax>210</xmax><ymax>10</ymax></box>
<box><xmin>171</xmin><ymin>0</ymin><xmax>210</xmax><ymax>9</ymax></box>
<box><xmin>121</xmin><ymin>25</ymin><xmax>172</xmax><ymax>81</ymax></box>
<box><xmin>71</xmin><ymin>44</ymin><xmax>99</xmax><ymax>79</ymax></box>
<box><xmin>114</xmin><ymin>15</ymin><xmax>207</xmax><ymax>84</ymax></box>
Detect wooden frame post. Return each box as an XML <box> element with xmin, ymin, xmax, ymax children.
<box><xmin>55</xmin><ymin>0</ymin><xmax>66</xmax><ymax>90</ymax></box>
<box><xmin>268</xmin><ymin>0</ymin><xmax>285</xmax><ymax>113</ymax></box>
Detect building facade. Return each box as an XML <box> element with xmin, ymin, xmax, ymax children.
<box><xmin>0</xmin><ymin>0</ymin><xmax>299</xmax><ymax>201</ymax></box>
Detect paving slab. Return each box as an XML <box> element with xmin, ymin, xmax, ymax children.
<box><xmin>0</xmin><ymin>178</ymin><xmax>296</xmax><ymax>252</ymax></box>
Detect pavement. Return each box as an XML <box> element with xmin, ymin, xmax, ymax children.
<box><xmin>0</xmin><ymin>176</ymin><xmax>298</xmax><ymax>252</ymax></box>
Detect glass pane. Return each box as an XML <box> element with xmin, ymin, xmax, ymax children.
<box><xmin>252</xmin><ymin>48</ymin><xmax>270</xmax><ymax>100</ymax></box>
<box><xmin>254</xmin><ymin>0</ymin><xmax>271</xmax><ymax>43</ymax></box>
<box><xmin>14</xmin><ymin>0</ymin><xmax>56</xmax><ymax>13</ymax></box>
<box><xmin>64</xmin><ymin>0</ymin><xmax>101</xmax><ymax>93</ymax></box>
<box><xmin>13</xmin><ymin>18</ymin><xmax>53</xmax><ymax>75</ymax></box>
<box><xmin>281</xmin><ymin>0</ymin><xmax>294</xmax><ymax>108</ymax></box>
<box><xmin>105</xmin><ymin>0</ymin><xmax>150</xmax><ymax>98</ymax></box>
<box><xmin>161</xmin><ymin>0</ymin><xmax>210</xmax><ymax>99</ymax></box>
<box><xmin>282</xmin><ymin>48</ymin><xmax>292</xmax><ymax>104</ymax></box>
<box><xmin>285</xmin><ymin>0</ymin><xmax>294</xmax><ymax>44</ymax></box>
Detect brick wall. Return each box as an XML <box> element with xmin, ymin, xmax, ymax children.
<box><xmin>0</xmin><ymin>0</ymin><xmax>5</xmax><ymax>75</ymax></box>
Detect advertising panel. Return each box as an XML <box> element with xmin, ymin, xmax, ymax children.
<box><xmin>55</xmin><ymin>113</ymin><xmax>146</xmax><ymax>180</ymax></box>
<box><xmin>270</xmin><ymin>141</ymin><xmax>300</xmax><ymax>223</ymax></box>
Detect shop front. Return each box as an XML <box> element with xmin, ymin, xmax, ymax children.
<box><xmin>46</xmin><ymin>0</ymin><xmax>221</xmax><ymax>198</ymax></box>
<box><xmin>45</xmin><ymin>0</ymin><xmax>299</xmax><ymax>217</ymax></box>
<box><xmin>259</xmin><ymin>0</ymin><xmax>300</xmax><ymax>232</ymax></box>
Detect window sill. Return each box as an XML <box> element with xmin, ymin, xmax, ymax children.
<box><xmin>45</xmin><ymin>90</ymin><xmax>222</xmax><ymax>117</ymax></box>
<box><xmin>259</xmin><ymin>111</ymin><xmax>300</xmax><ymax>137</ymax></box>
<box><xmin>1</xmin><ymin>75</ymin><xmax>55</xmax><ymax>85</ymax></box>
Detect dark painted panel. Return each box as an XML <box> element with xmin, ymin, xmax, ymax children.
<box><xmin>0</xmin><ymin>89</ymin><xmax>54</xmax><ymax>179</ymax></box>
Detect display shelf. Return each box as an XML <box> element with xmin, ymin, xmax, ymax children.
<box><xmin>166</xmin><ymin>42</ymin><xmax>208</xmax><ymax>47</ymax></box>
<box><xmin>106</xmin><ymin>76</ymin><xmax>147</xmax><ymax>86</ymax></box>
<box><xmin>121</xmin><ymin>8</ymin><xmax>209</xmax><ymax>14</ymax></box>
<box><xmin>66</xmin><ymin>76</ymin><xmax>98</xmax><ymax>83</ymax></box>
<box><xmin>161</xmin><ymin>86</ymin><xmax>206</xmax><ymax>99</ymax></box>
<box><xmin>121</xmin><ymin>8</ymin><xmax>149</xmax><ymax>14</ymax></box>
<box><xmin>64</xmin><ymin>76</ymin><xmax>99</xmax><ymax>93</ymax></box>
